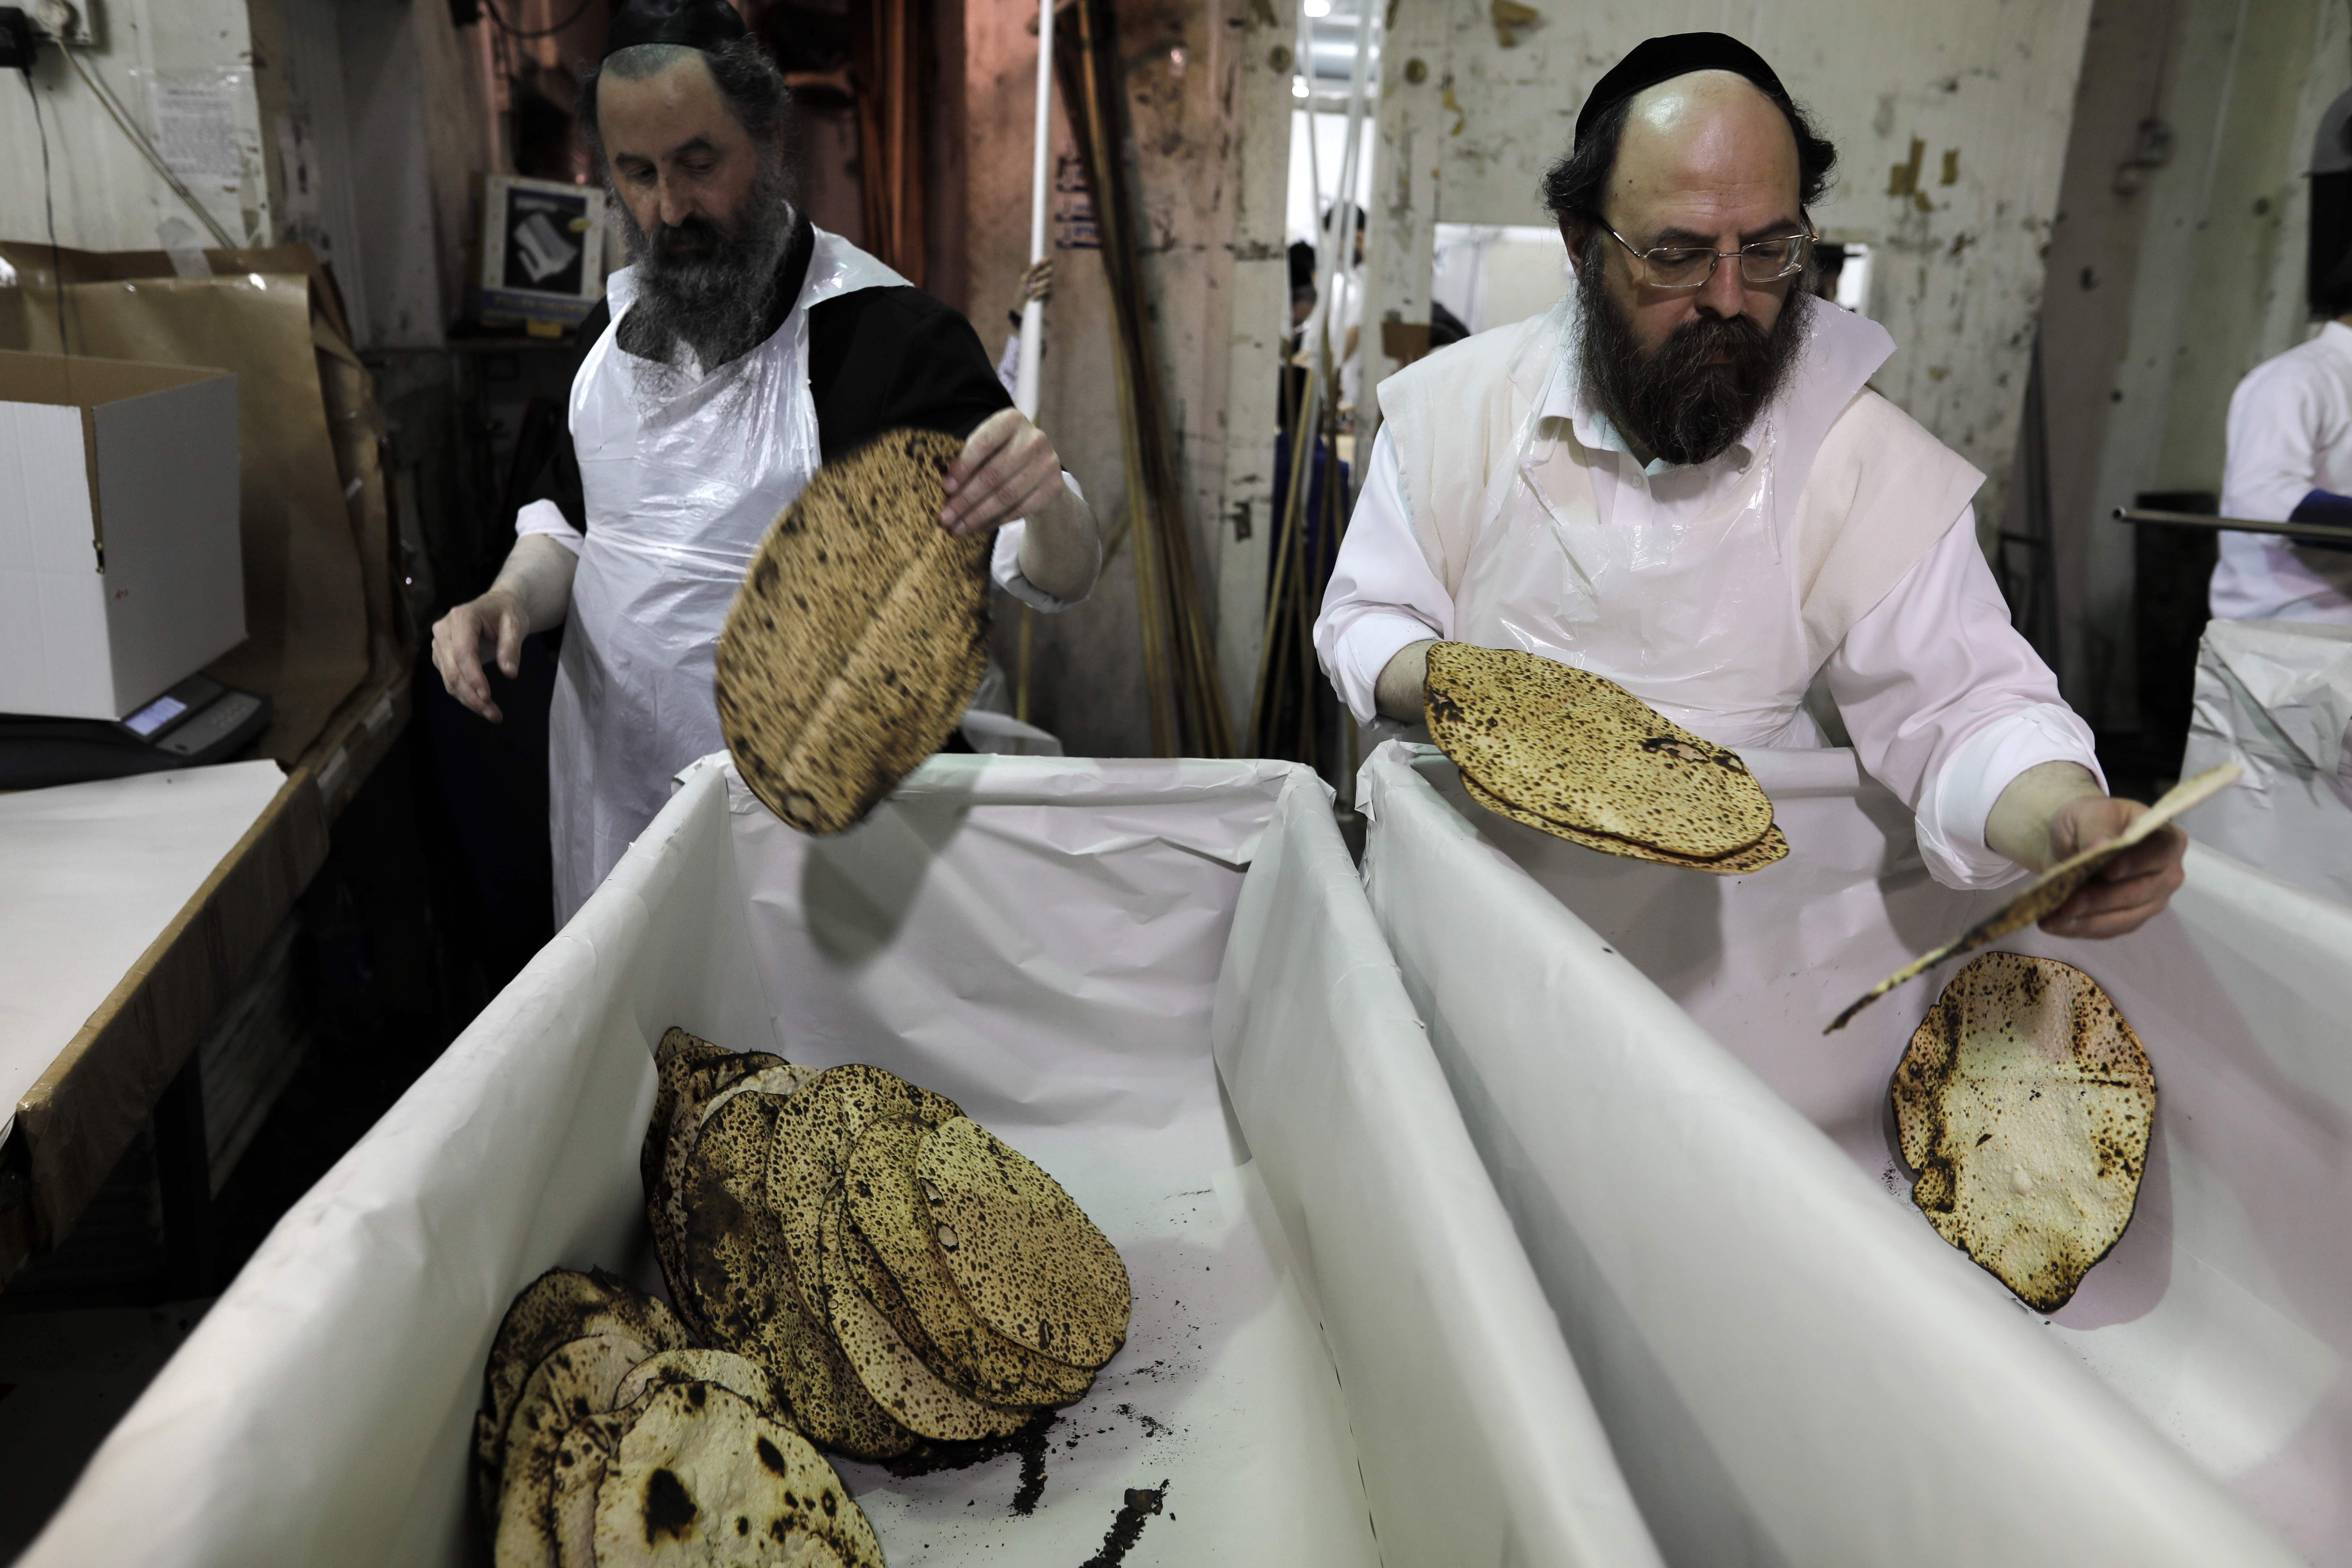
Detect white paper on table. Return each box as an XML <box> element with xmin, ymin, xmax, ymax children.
<box><xmin>0</xmin><ymin>760</ymin><xmax>286</xmax><ymax>1139</ymax></box>
<box><xmin>1360</xmin><ymin>740</ymin><xmax>2325</xmax><ymax>1567</ymax></box>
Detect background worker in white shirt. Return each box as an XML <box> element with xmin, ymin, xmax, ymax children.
<box><xmin>1316</xmin><ymin>31</ymin><xmax>2186</xmax><ymax>938</ymax></box>
<box><xmin>2211</xmin><ymin>86</ymin><xmax>2352</xmax><ymax>625</ymax></box>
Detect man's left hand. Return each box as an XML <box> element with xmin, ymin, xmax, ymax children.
<box><xmin>942</xmin><ymin>409</ymin><xmax>1064</xmax><ymax>537</ymax></box>
<box><xmin>2038</xmin><ymin>795</ymin><xmax>2188</xmax><ymax>939</ymax></box>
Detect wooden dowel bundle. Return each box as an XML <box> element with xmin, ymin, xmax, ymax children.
<box><xmin>1055</xmin><ymin>0</ymin><xmax>1232</xmax><ymax>758</ymax></box>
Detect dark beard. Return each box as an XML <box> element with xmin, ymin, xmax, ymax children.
<box><xmin>614</xmin><ymin>158</ymin><xmax>796</xmax><ymax>371</ymax></box>
<box><xmin>1575</xmin><ymin>253</ymin><xmax>1812</xmax><ymax>467</ymax></box>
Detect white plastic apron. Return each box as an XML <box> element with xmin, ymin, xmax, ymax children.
<box><xmin>1451</xmin><ymin>299</ymin><xmax>1817</xmax><ymax>749</ymax></box>
<box><xmin>551</xmin><ymin>229</ymin><xmax>907</xmax><ymax>919</ymax></box>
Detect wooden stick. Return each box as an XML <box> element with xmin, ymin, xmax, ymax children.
<box><xmin>1010</xmin><ymin>0</ymin><xmax>1056</xmax><ymax>726</ymax></box>
<box><xmin>1249</xmin><ymin>357</ymin><xmax>1322</xmax><ymax>746</ymax></box>
<box><xmin>1013</xmin><ymin>0</ymin><xmax>1054</xmax><ymax>418</ymax></box>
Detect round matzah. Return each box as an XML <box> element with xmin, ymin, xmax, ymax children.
<box><xmin>644</xmin><ymin>1028</ymin><xmax>735</xmax><ymax>1200</ymax></box>
<box><xmin>1424</xmin><ymin>642</ymin><xmax>1776</xmax><ymax>859</ymax></box>
<box><xmin>844</xmin><ymin>1118</ymin><xmax>1095</xmax><ymax>1405</ymax></box>
<box><xmin>1459</xmin><ymin>770</ymin><xmax>1790</xmax><ymax>874</ymax></box>
<box><xmin>770</xmin><ymin>1066</ymin><xmax>960</xmax><ymax>1327</ymax></box>
<box><xmin>551</xmin><ymin>1393</ymin><xmax>658</xmax><ymax>1568</ymax></box>
<box><xmin>1891</xmin><ymin>953</ymin><xmax>2156</xmax><ymax>1312</ymax></box>
<box><xmin>591</xmin><ymin>1382</ymin><xmax>883</xmax><ymax>1568</ymax></box>
<box><xmin>617</xmin><ymin>1351</ymin><xmax>794</xmax><ymax>1429</ymax></box>
<box><xmin>842</xmin><ymin>1217</ymin><xmax>941</xmax><ymax>1370</ymax></box>
<box><xmin>715</xmin><ymin>428</ymin><xmax>991</xmax><ymax>835</ymax></box>
<box><xmin>681</xmin><ymin>1093</ymin><xmax>913</xmax><ymax>1460</ymax></box>
<box><xmin>700</xmin><ymin>1064</ymin><xmax>825</xmax><ymax>1132</ymax></box>
<box><xmin>655</xmin><ymin>1052</ymin><xmax>786</xmax><ymax>1338</ymax></box>
<box><xmin>493</xmin><ymin>1333</ymin><xmax>647</xmax><ymax>1566</ymax></box>
<box><xmin>817</xmin><ymin>1187</ymin><xmax>1035</xmax><ymax>1441</ymax></box>
<box><xmin>478</xmin><ymin>1270</ymin><xmax>686</xmax><ymax>1522</ymax></box>
<box><xmin>913</xmin><ymin>1118</ymin><xmax>1130</xmax><ymax>1369</ymax></box>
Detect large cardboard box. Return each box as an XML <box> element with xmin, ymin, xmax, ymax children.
<box><xmin>0</xmin><ymin>350</ymin><xmax>242</xmax><ymax>719</ymax></box>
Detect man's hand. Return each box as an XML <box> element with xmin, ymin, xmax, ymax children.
<box><xmin>2038</xmin><ymin>796</ymin><xmax>2187</xmax><ymax>939</ymax></box>
<box><xmin>941</xmin><ymin>408</ymin><xmax>1066</xmax><ymax>538</ymax></box>
<box><xmin>429</xmin><ymin>533</ymin><xmax>579</xmax><ymax>723</ymax></box>
<box><xmin>944</xmin><ymin>409</ymin><xmax>1101</xmax><ymax>603</ymax></box>
<box><xmin>431</xmin><ymin>588</ymin><xmax>529</xmax><ymax>723</ymax></box>
<box><xmin>1985</xmin><ymin>760</ymin><xmax>2187</xmax><ymax>939</ymax></box>
<box><xmin>1014</xmin><ymin>259</ymin><xmax>1053</xmax><ymax>312</ymax></box>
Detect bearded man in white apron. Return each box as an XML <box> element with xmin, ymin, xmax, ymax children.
<box><xmin>430</xmin><ymin>0</ymin><xmax>1100</xmax><ymax>921</ymax></box>
<box><xmin>1317</xmin><ymin>32</ymin><xmax>2187</xmax><ymax>939</ymax></box>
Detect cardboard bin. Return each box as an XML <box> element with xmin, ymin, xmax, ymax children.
<box><xmin>0</xmin><ymin>350</ymin><xmax>241</xmax><ymax>719</ymax></box>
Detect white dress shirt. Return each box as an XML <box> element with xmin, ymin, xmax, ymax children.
<box><xmin>1320</xmin><ymin>353</ymin><xmax>2102</xmax><ymax>890</ymax></box>
<box><xmin>2214</xmin><ymin>320</ymin><xmax>2352</xmax><ymax>623</ymax></box>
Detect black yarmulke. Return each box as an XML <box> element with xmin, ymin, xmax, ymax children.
<box><xmin>1575</xmin><ymin>33</ymin><xmax>1787</xmax><ymax>146</ymax></box>
<box><xmin>602</xmin><ymin>0</ymin><xmax>748</xmax><ymax>60</ymax></box>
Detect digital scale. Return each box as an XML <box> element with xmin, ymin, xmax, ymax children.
<box><xmin>0</xmin><ymin>674</ymin><xmax>271</xmax><ymax>791</ymax></box>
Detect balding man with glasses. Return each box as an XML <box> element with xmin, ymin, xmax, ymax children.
<box><xmin>1317</xmin><ymin>33</ymin><xmax>2187</xmax><ymax>936</ymax></box>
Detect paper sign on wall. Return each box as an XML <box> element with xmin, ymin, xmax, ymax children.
<box><xmin>148</xmin><ymin>76</ymin><xmax>242</xmax><ymax>190</ymax></box>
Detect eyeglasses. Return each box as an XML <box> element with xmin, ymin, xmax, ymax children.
<box><xmin>1602</xmin><ymin>223</ymin><xmax>1815</xmax><ymax>290</ymax></box>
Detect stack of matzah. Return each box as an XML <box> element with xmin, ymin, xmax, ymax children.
<box><xmin>645</xmin><ymin>1030</ymin><xmax>1127</xmax><ymax>1459</ymax></box>
<box><xmin>472</xmin><ymin>1267</ymin><xmax>884</xmax><ymax>1567</ymax></box>
<box><xmin>1423</xmin><ymin>641</ymin><xmax>1787</xmax><ymax>873</ymax></box>
<box><xmin>474</xmin><ymin>1029</ymin><xmax>1131</xmax><ymax>1563</ymax></box>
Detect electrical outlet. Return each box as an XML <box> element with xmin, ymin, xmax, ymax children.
<box><xmin>30</xmin><ymin>0</ymin><xmax>96</xmax><ymax>47</ymax></box>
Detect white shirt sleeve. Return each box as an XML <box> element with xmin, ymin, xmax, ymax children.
<box><xmin>515</xmin><ymin>497</ymin><xmax>584</xmax><ymax>557</ymax></box>
<box><xmin>2221</xmin><ymin>358</ymin><xmax>2328</xmax><ymax>523</ymax></box>
<box><xmin>1314</xmin><ymin>428</ymin><xmax>1453</xmax><ymax>722</ymax></box>
<box><xmin>990</xmin><ymin>471</ymin><xmax>1089</xmax><ymax>613</ymax></box>
<box><xmin>1824</xmin><ymin>509</ymin><xmax>2104</xmax><ymax>889</ymax></box>
<box><xmin>996</xmin><ymin>332</ymin><xmax>1021</xmax><ymax>401</ymax></box>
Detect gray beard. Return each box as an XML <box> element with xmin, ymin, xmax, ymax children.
<box><xmin>1575</xmin><ymin>255</ymin><xmax>1813</xmax><ymax>468</ymax></box>
<box><xmin>614</xmin><ymin>159</ymin><xmax>796</xmax><ymax>373</ymax></box>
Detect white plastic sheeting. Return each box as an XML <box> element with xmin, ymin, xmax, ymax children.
<box><xmin>1360</xmin><ymin>740</ymin><xmax>2340</xmax><ymax>1567</ymax></box>
<box><xmin>25</xmin><ymin>751</ymin><xmax>1639</xmax><ymax>1567</ymax></box>
<box><xmin>1213</xmin><ymin>774</ymin><xmax>1663</xmax><ymax>1568</ymax></box>
<box><xmin>2180</xmin><ymin>617</ymin><xmax>2352</xmax><ymax>907</ymax></box>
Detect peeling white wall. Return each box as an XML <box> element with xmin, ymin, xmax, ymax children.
<box><xmin>0</xmin><ymin>0</ymin><xmax>497</xmax><ymax>352</ymax></box>
<box><xmin>0</xmin><ymin>0</ymin><xmax>271</xmax><ymax>254</ymax></box>
<box><xmin>2057</xmin><ymin>0</ymin><xmax>2350</xmax><ymax>723</ymax></box>
<box><xmin>339</xmin><ymin>0</ymin><xmax>498</xmax><ymax>349</ymax></box>
<box><xmin>968</xmin><ymin>0</ymin><xmax>1252</xmax><ymax>757</ymax></box>
<box><xmin>1358</xmin><ymin>0</ymin><xmax>2097</xmax><ymax>544</ymax></box>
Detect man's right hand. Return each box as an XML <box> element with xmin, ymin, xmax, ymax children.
<box><xmin>431</xmin><ymin>588</ymin><xmax>528</xmax><ymax>723</ymax></box>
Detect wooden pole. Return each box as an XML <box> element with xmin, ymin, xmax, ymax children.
<box><xmin>1013</xmin><ymin>0</ymin><xmax>1056</xmax><ymax>725</ymax></box>
<box><xmin>1014</xmin><ymin>0</ymin><xmax>1053</xmax><ymax>418</ymax></box>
